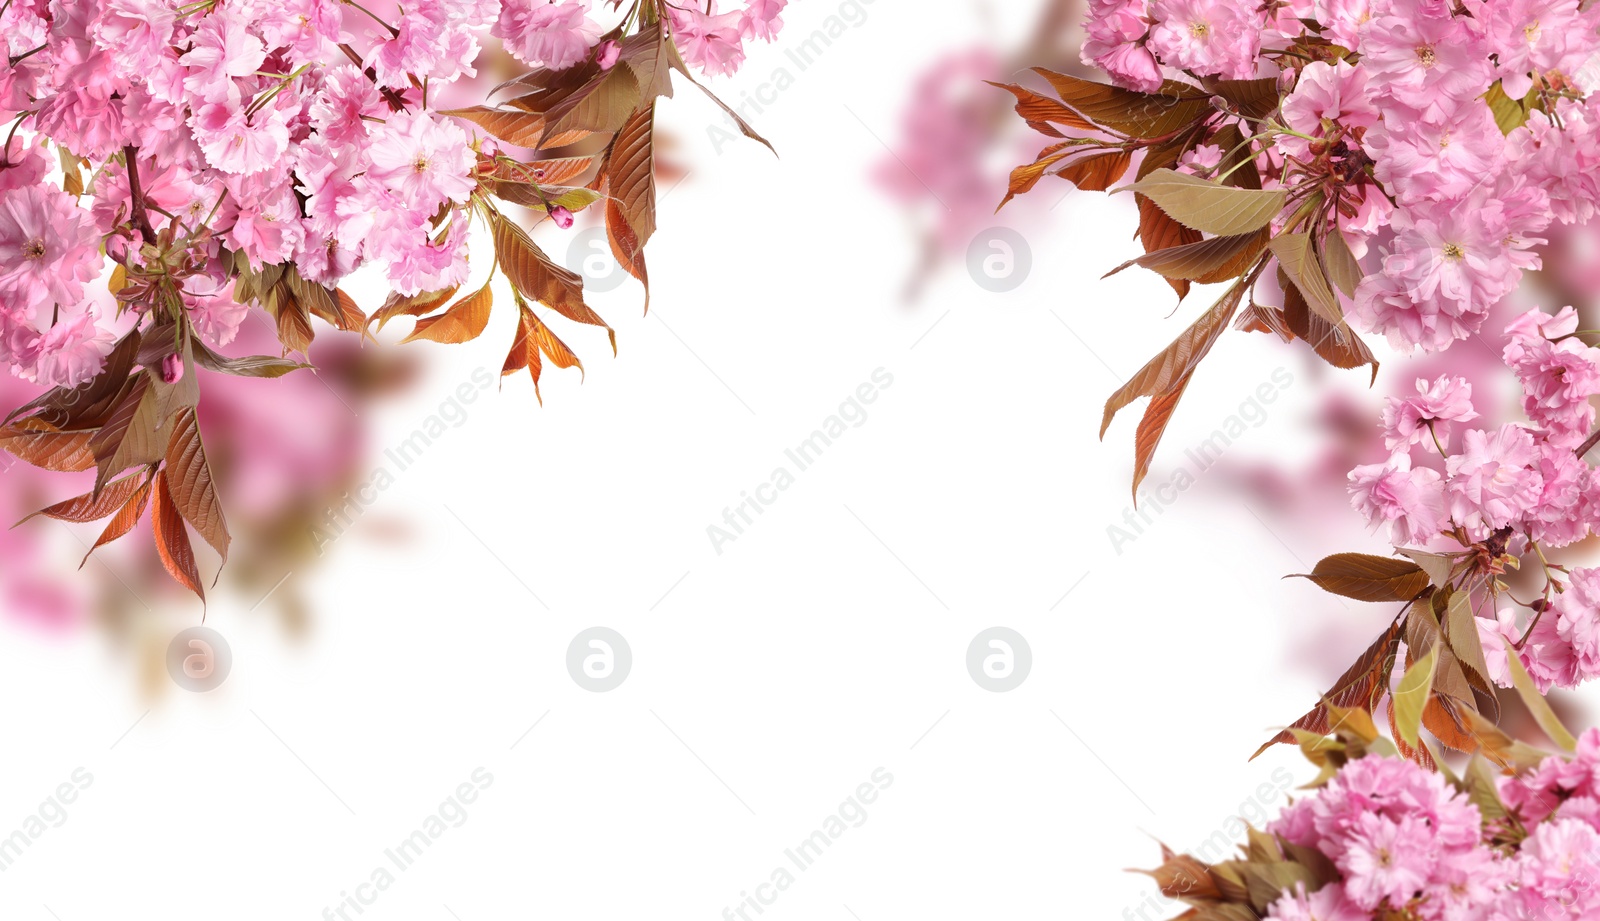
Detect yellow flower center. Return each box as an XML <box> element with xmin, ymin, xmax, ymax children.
<box><xmin>22</xmin><ymin>238</ymin><xmax>45</xmax><ymax>260</ymax></box>
<box><xmin>1442</xmin><ymin>242</ymin><xmax>1465</xmax><ymax>260</ymax></box>
<box><xmin>1415</xmin><ymin>45</ymin><xmax>1436</xmax><ymax>67</ymax></box>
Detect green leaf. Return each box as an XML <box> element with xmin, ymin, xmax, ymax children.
<box><xmin>1501</xmin><ymin>635</ymin><xmax>1578</xmax><ymax>751</ymax></box>
<box><xmin>1270</xmin><ymin>232</ymin><xmax>1345</xmax><ymax>331</ymax></box>
<box><xmin>1120</xmin><ymin>169</ymin><xmax>1287</xmax><ymax>237</ymax></box>
<box><xmin>1393</xmin><ymin>642</ymin><xmax>1439</xmax><ymax>749</ymax></box>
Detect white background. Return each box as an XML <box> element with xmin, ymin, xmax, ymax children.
<box><xmin>0</xmin><ymin>1</ymin><xmax>1552</xmax><ymax>919</ymax></box>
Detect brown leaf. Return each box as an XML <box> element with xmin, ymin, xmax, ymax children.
<box><xmin>18</xmin><ymin>472</ymin><xmax>148</xmax><ymax>525</ymax></box>
<box><xmin>527</xmin><ymin>306</ymin><xmax>584</xmax><ymax>377</ymax></box>
<box><xmin>987</xmin><ymin>81</ymin><xmax>1097</xmax><ymax>136</ymax></box>
<box><xmin>371</xmin><ymin>287</ymin><xmax>461</xmax><ymax>333</ymax></box>
<box><xmin>541</xmin><ymin>63</ymin><xmax>641</xmax><ymax>144</ymax></box>
<box><xmin>605</xmin><ymin>196</ymin><xmax>650</xmax><ymax>298</ymax></box>
<box><xmin>1030</xmin><ymin>69</ymin><xmax>1213</xmax><ymax>139</ymax></box>
<box><xmin>1057</xmin><ymin>149</ymin><xmax>1134</xmax><ymax>193</ymax></box>
<box><xmin>1252</xmin><ymin>617</ymin><xmax>1403</xmax><ymax>759</ymax></box>
<box><xmin>87</xmin><ymin>373</ymin><xmax>165</xmax><ymax>497</ymax></box>
<box><xmin>443</xmin><ymin>106</ymin><xmax>592</xmax><ymax>149</ymax></box>
<box><xmin>402</xmin><ymin>284</ymin><xmax>494</xmax><ymax>345</ymax></box>
<box><xmin>1107</xmin><ymin>228</ymin><xmax>1269</xmax><ymax>284</ymax></box>
<box><xmin>1282</xmin><ymin>279</ymin><xmax>1378</xmax><ymax>379</ymax></box>
<box><xmin>1131</xmin><ymin>374</ymin><xmax>1192</xmax><ymax>499</ymax></box>
<box><xmin>1101</xmin><ymin>280</ymin><xmax>1249</xmax><ymax>439</ymax></box>
<box><xmin>492</xmin><ymin>213</ymin><xmax>616</xmax><ymax>353</ymax></box>
<box><xmin>608</xmin><ymin>105</ymin><xmax>657</xmax><ymax>249</ymax></box>
<box><xmin>80</xmin><ymin>474</ymin><xmax>153</xmax><ymax>566</ymax></box>
<box><xmin>1000</xmin><ymin>141</ymin><xmax>1075</xmax><ymax>210</ymax></box>
<box><xmin>164</xmin><ymin>407</ymin><xmax>229</xmax><ymax>563</ymax></box>
<box><xmin>1288</xmin><ymin>553</ymin><xmax>1430</xmax><ymax>603</ymax></box>
<box><xmin>152</xmin><ymin>470</ymin><xmax>205</xmax><ymax>604</ymax></box>
<box><xmin>502</xmin><ymin>303</ymin><xmax>545</xmax><ymax>404</ymax></box>
<box><xmin>1207</xmin><ymin>77</ymin><xmax>1281</xmax><ymax>122</ymax></box>
<box><xmin>1235</xmin><ymin>303</ymin><xmax>1293</xmax><ymax>341</ymax></box>
<box><xmin>672</xmin><ymin>61</ymin><xmax>775</xmax><ymax>155</ymax></box>
<box><xmin>0</xmin><ymin>420</ymin><xmax>96</xmax><ymax>472</ymax></box>
<box><xmin>620</xmin><ymin>20</ymin><xmax>675</xmax><ymax>100</ymax></box>
<box><xmin>6</xmin><ymin>330</ymin><xmax>141</xmax><ymax>429</ymax></box>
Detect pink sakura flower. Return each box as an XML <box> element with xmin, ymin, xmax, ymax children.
<box><xmin>256</xmin><ymin>0</ymin><xmax>346</xmax><ymax>68</ymax></box>
<box><xmin>1336</xmin><ymin>813</ymin><xmax>1436</xmax><ymax>910</ymax></box>
<box><xmin>185</xmin><ymin>275</ymin><xmax>248</xmax><ymax>348</ymax></box>
<box><xmin>1358</xmin><ymin>0</ymin><xmax>1492</xmax><ymax>122</ymax></box>
<box><xmin>94</xmin><ymin>0</ymin><xmax>178</xmax><ymax>82</ymax></box>
<box><xmin>1348</xmin><ymin>451</ymin><xmax>1447</xmax><ymax>546</ymax></box>
<box><xmin>367</xmin><ymin>110</ymin><xmax>477</xmax><ymax>212</ymax></box>
<box><xmin>10</xmin><ymin>310</ymin><xmax>115</xmax><ymax>388</ymax></box>
<box><xmin>1484</xmin><ymin>0</ymin><xmax>1600</xmax><ymax>99</ymax></box>
<box><xmin>1525</xmin><ymin>444</ymin><xmax>1596</xmax><ymax>547</ymax></box>
<box><xmin>1364</xmin><ymin>103</ymin><xmax>1505</xmax><ymax>205</ymax></box>
<box><xmin>1502</xmin><ymin>307</ymin><xmax>1600</xmax><ymax>448</ymax></box>
<box><xmin>309</xmin><ymin>64</ymin><xmax>387</xmax><ymax>146</ymax></box>
<box><xmin>1445</xmin><ymin>423</ymin><xmax>1543</xmax><ymax>536</ymax></box>
<box><xmin>1315</xmin><ymin>0</ymin><xmax>1371</xmax><ymax>48</ymax></box>
<box><xmin>1279</xmin><ymin>61</ymin><xmax>1378</xmax><ymax>162</ymax></box>
<box><xmin>1381</xmin><ymin>375</ymin><xmax>1478</xmax><ymax>453</ymax></box>
<box><xmin>0</xmin><ymin>184</ymin><xmax>102</xmax><ymax>312</ymax></box>
<box><xmin>222</xmin><ymin>174</ymin><xmax>306</xmax><ymax>269</ymax></box>
<box><xmin>180</xmin><ymin>11</ymin><xmax>268</xmax><ymax>105</ymax></box>
<box><xmin>32</xmin><ymin>85</ymin><xmax>125</xmax><ymax>160</ymax></box>
<box><xmin>1176</xmin><ymin>143</ymin><xmax>1223</xmax><ymax>176</ymax></box>
<box><xmin>1264</xmin><ymin>882</ymin><xmax>1367</xmax><ymax>921</ymax></box>
<box><xmin>387</xmin><ymin>213</ymin><xmax>471</xmax><ymax>296</ymax></box>
<box><xmin>595</xmin><ymin>39</ymin><xmax>622</xmax><ymax>70</ymax></box>
<box><xmin>495</xmin><ymin>0</ymin><xmax>603</xmax><ymax>71</ymax></box>
<box><xmin>190</xmin><ymin>101</ymin><xmax>291</xmax><ymax>176</ymax></box>
<box><xmin>1146</xmin><ymin>0</ymin><xmax>1261</xmax><ymax>80</ymax></box>
<box><xmin>1089</xmin><ymin>40</ymin><xmax>1164</xmax><ymax>94</ymax></box>
<box><xmin>740</xmin><ymin>0</ymin><xmax>787</xmax><ymax>42</ymax></box>
<box><xmin>1507</xmin><ymin>97</ymin><xmax>1600</xmax><ymax>225</ymax></box>
<box><xmin>1554</xmin><ymin>567</ymin><xmax>1600</xmax><ymax>685</ymax></box>
<box><xmin>1514</xmin><ymin>820</ymin><xmax>1600</xmax><ymax>916</ymax></box>
<box><xmin>669</xmin><ymin>3</ymin><xmax>747</xmax><ymax>77</ymax></box>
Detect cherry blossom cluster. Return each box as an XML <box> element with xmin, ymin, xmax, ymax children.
<box><xmin>1347</xmin><ymin>305</ymin><xmax>1600</xmax><ymax>692</ymax></box>
<box><xmin>1257</xmin><ymin>738</ymin><xmax>1600</xmax><ymax>920</ymax></box>
<box><xmin>0</xmin><ymin>0</ymin><xmax>785</xmax><ymax>390</ymax></box>
<box><xmin>1081</xmin><ymin>0</ymin><xmax>1600</xmax><ymax>354</ymax></box>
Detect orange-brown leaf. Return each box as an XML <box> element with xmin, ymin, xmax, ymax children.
<box><xmin>18</xmin><ymin>472</ymin><xmax>147</xmax><ymax>525</ymax></box>
<box><xmin>372</xmin><ymin>287</ymin><xmax>461</xmax><ymax>333</ymax></box>
<box><xmin>609</xmin><ymin>105</ymin><xmax>657</xmax><ymax>248</ymax></box>
<box><xmin>402</xmin><ymin>284</ymin><xmax>494</xmax><ymax>345</ymax></box>
<box><xmin>163</xmin><ymin>407</ymin><xmax>229</xmax><ymax>563</ymax></box>
<box><xmin>1131</xmin><ymin>373</ymin><xmax>1192</xmax><ymax>499</ymax></box>
<box><xmin>1106</xmin><ymin>228</ymin><xmax>1269</xmax><ymax>285</ymax></box>
<box><xmin>1252</xmin><ymin>618</ymin><xmax>1403</xmax><ymax>759</ymax></box>
<box><xmin>1057</xmin><ymin>149</ymin><xmax>1134</xmax><ymax>193</ymax></box>
<box><xmin>492</xmin><ymin>214</ymin><xmax>616</xmax><ymax>353</ymax></box>
<box><xmin>81</xmin><ymin>474</ymin><xmax>153</xmax><ymax>567</ymax></box>
<box><xmin>0</xmin><ymin>420</ymin><xmax>96</xmax><ymax>472</ymax></box>
<box><xmin>1100</xmin><ymin>282</ymin><xmax>1249</xmax><ymax>438</ymax></box>
<box><xmin>152</xmin><ymin>470</ymin><xmax>204</xmax><ymax>604</ymax></box>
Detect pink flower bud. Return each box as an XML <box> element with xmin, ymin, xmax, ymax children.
<box><xmin>549</xmin><ymin>205</ymin><xmax>575</xmax><ymax>230</ymax></box>
<box><xmin>596</xmin><ymin>40</ymin><xmax>621</xmax><ymax>71</ymax></box>
<box><xmin>160</xmin><ymin>353</ymin><xmax>184</xmax><ymax>384</ymax></box>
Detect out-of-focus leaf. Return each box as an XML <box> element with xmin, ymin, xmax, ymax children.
<box><xmin>1501</xmin><ymin>636</ymin><xmax>1578</xmax><ymax>751</ymax></box>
